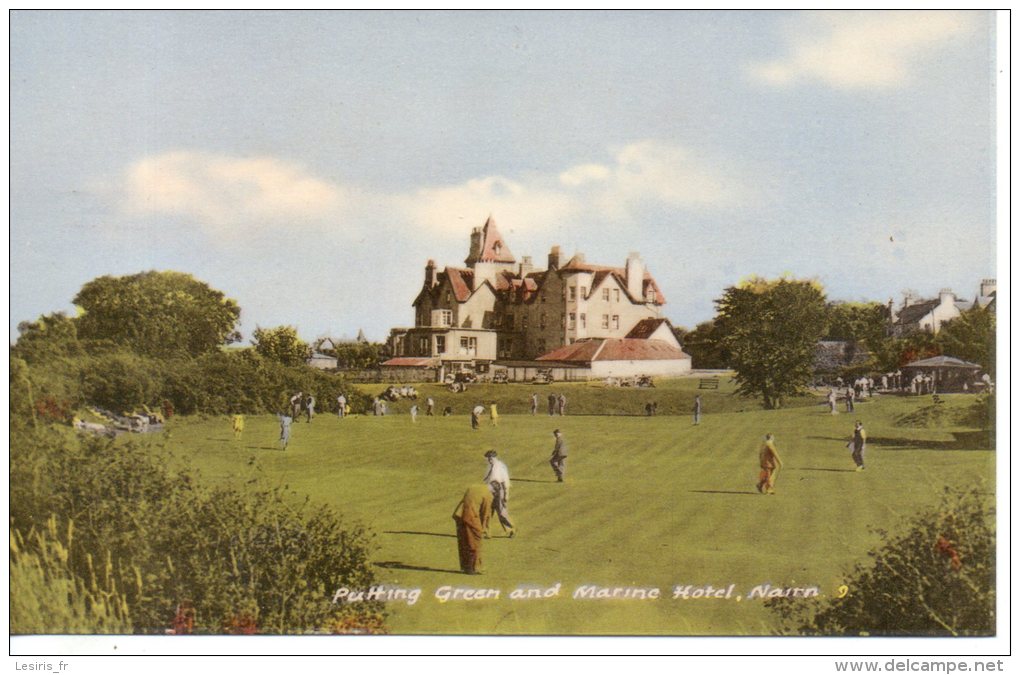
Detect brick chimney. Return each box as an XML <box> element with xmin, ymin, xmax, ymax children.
<box><xmin>465</xmin><ymin>227</ymin><xmax>483</xmax><ymax>266</ymax></box>
<box><xmin>626</xmin><ymin>252</ymin><xmax>644</xmax><ymax>301</ymax></box>
<box><xmin>425</xmin><ymin>259</ymin><xmax>437</xmax><ymax>288</ymax></box>
<box><xmin>980</xmin><ymin>278</ymin><xmax>996</xmax><ymax>297</ymax></box>
<box><xmin>548</xmin><ymin>245</ymin><xmax>561</xmax><ymax>271</ymax></box>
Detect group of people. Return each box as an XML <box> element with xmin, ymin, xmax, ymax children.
<box><xmin>451</xmin><ymin>429</ymin><xmax>569</xmax><ymax>574</ymax></box>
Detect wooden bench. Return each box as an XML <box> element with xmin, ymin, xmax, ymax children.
<box><xmin>699</xmin><ymin>378</ymin><xmax>719</xmax><ymax>390</ymax></box>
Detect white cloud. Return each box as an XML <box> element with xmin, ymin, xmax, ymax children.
<box><xmin>748</xmin><ymin>11</ymin><xmax>977</xmax><ymax>90</ymax></box>
<box><xmin>400</xmin><ymin>140</ymin><xmax>742</xmax><ymax>237</ymax></box>
<box><xmin>119</xmin><ymin>151</ymin><xmax>347</xmax><ymax>237</ymax></box>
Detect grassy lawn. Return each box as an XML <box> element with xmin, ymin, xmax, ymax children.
<box><xmin>155</xmin><ymin>387</ymin><xmax>993</xmax><ymax>635</ymax></box>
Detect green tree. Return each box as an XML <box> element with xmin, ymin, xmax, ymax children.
<box><xmin>333</xmin><ymin>342</ymin><xmax>383</xmax><ymax>369</ymax></box>
<box><xmin>74</xmin><ymin>271</ymin><xmax>241</xmax><ymax>358</ymax></box>
<box><xmin>252</xmin><ymin>325</ymin><xmax>310</xmax><ymax>367</ymax></box>
<box><xmin>937</xmin><ymin>305</ymin><xmax>996</xmax><ymax>375</ymax></box>
<box><xmin>715</xmin><ymin>277</ymin><xmax>827</xmax><ymax>409</ymax></box>
<box><xmin>681</xmin><ymin>320</ymin><xmax>730</xmax><ymax>369</ymax></box>
<box><xmin>825</xmin><ymin>301</ymin><xmax>890</xmax><ymax>348</ymax></box>
<box><xmin>13</xmin><ymin>312</ymin><xmax>82</xmax><ymax>364</ymax></box>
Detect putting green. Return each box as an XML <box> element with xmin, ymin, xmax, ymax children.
<box><xmin>157</xmin><ymin>389</ymin><xmax>993</xmax><ymax>635</ymax></box>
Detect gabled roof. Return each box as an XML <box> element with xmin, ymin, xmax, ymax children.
<box><xmin>626</xmin><ymin>317</ymin><xmax>672</xmax><ymax>340</ymax></box>
<box><xmin>465</xmin><ymin>216</ymin><xmax>516</xmax><ymax>265</ymax></box>
<box><xmin>896</xmin><ymin>299</ymin><xmax>940</xmax><ymax>326</ymax></box>
<box><xmin>560</xmin><ymin>262</ymin><xmax>666</xmax><ymax>305</ymax></box>
<box><xmin>536</xmin><ymin>338</ymin><xmax>689</xmax><ymax>363</ymax></box>
<box><xmin>444</xmin><ymin>268</ymin><xmax>474</xmax><ymax>302</ymax></box>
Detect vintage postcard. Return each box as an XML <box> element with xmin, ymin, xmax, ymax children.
<box><xmin>8</xmin><ymin>9</ymin><xmax>1006</xmax><ymax>662</ymax></box>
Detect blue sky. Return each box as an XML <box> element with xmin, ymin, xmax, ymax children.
<box><xmin>10</xmin><ymin>10</ymin><xmax>997</xmax><ymax>343</ymax></box>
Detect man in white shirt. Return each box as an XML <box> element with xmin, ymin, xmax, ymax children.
<box><xmin>471</xmin><ymin>404</ymin><xmax>485</xmax><ymax>429</ymax></box>
<box><xmin>483</xmin><ymin>450</ymin><xmax>515</xmax><ymax>538</ymax></box>
<box><xmin>337</xmin><ymin>393</ymin><xmax>347</xmax><ymax>419</ymax></box>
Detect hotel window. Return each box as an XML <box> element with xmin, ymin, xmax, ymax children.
<box><xmin>613</xmin><ymin>289</ymin><xmax>620</xmax><ymax>303</ymax></box>
<box><xmin>601</xmin><ymin>314</ymin><xmax>609</xmax><ymax>329</ymax></box>
<box><xmin>419</xmin><ymin>337</ymin><xmax>430</xmax><ymax>354</ymax></box>
<box><xmin>439</xmin><ymin>309</ymin><xmax>452</xmax><ymax>326</ymax></box>
<box><xmin>569</xmin><ymin>287</ymin><xmax>576</xmax><ymax>301</ymax></box>
<box><xmin>602</xmin><ymin>288</ymin><xmax>610</xmax><ymax>301</ymax></box>
<box><xmin>580</xmin><ymin>313</ymin><xmax>586</xmax><ymax>329</ymax></box>
<box><xmin>580</xmin><ymin>286</ymin><xmax>587</xmax><ymax>299</ymax></box>
<box><xmin>568</xmin><ymin>313</ymin><xmax>576</xmax><ymax>329</ymax></box>
<box><xmin>435</xmin><ymin>336</ymin><xmax>446</xmax><ymax>354</ymax></box>
<box><xmin>612</xmin><ymin>315</ymin><xmax>620</xmax><ymax>330</ymax></box>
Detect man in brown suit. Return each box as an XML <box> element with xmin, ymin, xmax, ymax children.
<box><xmin>452</xmin><ymin>483</ymin><xmax>495</xmax><ymax>574</ymax></box>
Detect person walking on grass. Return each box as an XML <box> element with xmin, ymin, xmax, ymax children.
<box><xmin>337</xmin><ymin>393</ymin><xmax>347</xmax><ymax>419</ymax></box>
<box><xmin>530</xmin><ymin>393</ymin><xmax>539</xmax><ymax>415</ymax></box>
<box><xmin>693</xmin><ymin>395</ymin><xmax>702</xmax><ymax>425</ymax></box>
<box><xmin>231</xmin><ymin>414</ymin><xmax>245</xmax><ymax>441</ymax></box>
<box><xmin>548</xmin><ymin>393</ymin><xmax>556</xmax><ymax>416</ymax></box>
<box><xmin>756</xmin><ymin>433</ymin><xmax>783</xmax><ymax>495</ymax></box>
<box><xmin>550</xmin><ymin>429</ymin><xmax>568</xmax><ymax>482</ymax></box>
<box><xmin>489</xmin><ymin>402</ymin><xmax>499</xmax><ymax>427</ymax></box>
<box><xmin>290</xmin><ymin>392</ymin><xmax>303</xmax><ymax>419</ymax></box>
<box><xmin>426</xmin><ymin>396</ymin><xmax>435</xmax><ymax>416</ymax></box>
<box><xmin>278</xmin><ymin>412</ymin><xmax>293</xmax><ymax>450</ymax></box>
<box><xmin>410</xmin><ymin>404</ymin><xmax>418</xmax><ymax>423</ymax></box>
<box><xmin>845</xmin><ymin>386</ymin><xmax>855</xmax><ymax>413</ymax></box>
<box><xmin>305</xmin><ymin>394</ymin><xmax>315</xmax><ymax>422</ymax></box>
<box><xmin>483</xmin><ymin>450</ymin><xmax>515</xmax><ymax>538</ymax></box>
<box><xmin>471</xmin><ymin>404</ymin><xmax>485</xmax><ymax>430</ymax></box>
<box><xmin>452</xmin><ymin>482</ymin><xmax>495</xmax><ymax>575</ymax></box>
<box><xmin>850</xmin><ymin>421</ymin><xmax>867</xmax><ymax>471</ymax></box>
<box><xmin>828</xmin><ymin>388</ymin><xmax>838</xmax><ymax>415</ymax></box>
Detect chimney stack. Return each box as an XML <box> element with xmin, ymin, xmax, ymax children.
<box><xmin>548</xmin><ymin>245</ymin><xmax>561</xmax><ymax>271</ymax></box>
<box><xmin>465</xmin><ymin>227</ymin><xmax>483</xmax><ymax>266</ymax></box>
<box><xmin>626</xmin><ymin>252</ymin><xmax>644</xmax><ymax>301</ymax></box>
<box><xmin>425</xmin><ymin>259</ymin><xmax>437</xmax><ymax>288</ymax></box>
<box><xmin>939</xmin><ymin>288</ymin><xmax>955</xmax><ymax>305</ymax></box>
<box><xmin>519</xmin><ymin>256</ymin><xmax>533</xmax><ymax>277</ymax></box>
<box><xmin>980</xmin><ymin>278</ymin><xmax>996</xmax><ymax>298</ymax></box>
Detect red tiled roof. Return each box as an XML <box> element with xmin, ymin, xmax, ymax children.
<box><xmin>444</xmin><ymin>268</ymin><xmax>474</xmax><ymax>302</ymax></box>
<box><xmin>598</xmin><ymin>338</ymin><xmax>688</xmax><ymax>361</ymax></box>
<box><xmin>626</xmin><ymin>317</ymin><xmax>671</xmax><ymax>339</ymax></box>
<box><xmin>536</xmin><ymin>338</ymin><xmax>689</xmax><ymax>363</ymax></box>
<box><xmin>473</xmin><ymin>216</ymin><xmax>516</xmax><ymax>263</ymax></box>
<box><xmin>381</xmin><ymin>357</ymin><xmax>437</xmax><ymax>367</ymax></box>
<box><xmin>535</xmin><ymin>340</ymin><xmax>605</xmax><ymax>362</ymax></box>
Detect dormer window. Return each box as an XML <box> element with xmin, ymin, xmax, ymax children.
<box><xmin>493</xmin><ymin>241</ymin><xmax>502</xmax><ymax>254</ymax></box>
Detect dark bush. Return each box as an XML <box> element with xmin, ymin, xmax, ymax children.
<box><xmin>10</xmin><ymin>425</ymin><xmax>383</xmax><ymax>634</ymax></box>
<box><xmin>767</xmin><ymin>489</ymin><xmax>994</xmax><ymax>636</ymax></box>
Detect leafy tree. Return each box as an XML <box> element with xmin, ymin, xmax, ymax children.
<box><xmin>74</xmin><ymin>271</ymin><xmax>241</xmax><ymax>358</ymax></box>
<box><xmin>938</xmin><ymin>305</ymin><xmax>996</xmax><ymax>375</ymax></box>
<box><xmin>252</xmin><ymin>325</ymin><xmax>310</xmax><ymax>367</ymax></box>
<box><xmin>333</xmin><ymin>342</ymin><xmax>383</xmax><ymax>370</ymax></box>
<box><xmin>825</xmin><ymin>301</ymin><xmax>890</xmax><ymax>348</ymax></box>
<box><xmin>13</xmin><ymin>312</ymin><xmax>82</xmax><ymax>363</ymax></box>
<box><xmin>768</xmin><ymin>490</ymin><xmax>994</xmax><ymax>636</ymax></box>
<box><xmin>681</xmin><ymin>320</ymin><xmax>730</xmax><ymax>369</ymax></box>
<box><xmin>715</xmin><ymin>277</ymin><xmax>827</xmax><ymax>409</ymax></box>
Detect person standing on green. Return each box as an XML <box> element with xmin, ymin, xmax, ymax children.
<box><xmin>452</xmin><ymin>483</ymin><xmax>495</xmax><ymax>574</ymax></box>
<box><xmin>550</xmin><ymin>429</ymin><xmax>568</xmax><ymax>482</ymax></box>
<box><xmin>756</xmin><ymin>434</ymin><xmax>783</xmax><ymax>495</ymax></box>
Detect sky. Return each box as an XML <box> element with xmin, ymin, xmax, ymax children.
<box><xmin>9</xmin><ymin>10</ymin><xmax>998</xmax><ymax>344</ymax></box>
